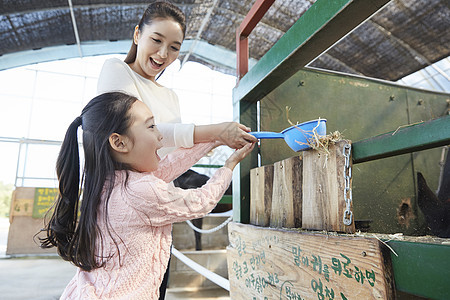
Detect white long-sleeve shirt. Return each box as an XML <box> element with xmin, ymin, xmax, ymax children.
<box><xmin>97</xmin><ymin>58</ymin><xmax>195</xmax><ymax>158</ymax></box>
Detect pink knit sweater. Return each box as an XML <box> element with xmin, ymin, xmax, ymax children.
<box><xmin>61</xmin><ymin>142</ymin><xmax>232</xmax><ymax>299</ymax></box>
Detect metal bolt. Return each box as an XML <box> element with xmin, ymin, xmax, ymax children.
<box><xmin>361</xmin><ymin>251</ymin><xmax>367</xmax><ymax>257</ymax></box>
<box><xmin>389</xmin><ymin>95</ymin><xmax>395</xmax><ymax>101</ymax></box>
<box><xmin>298</xmin><ymin>81</ymin><xmax>305</xmax><ymax>87</ymax></box>
<box><xmin>417</xmin><ymin>99</ymin><xmax>424</xmax><ymax>105</ymax></box>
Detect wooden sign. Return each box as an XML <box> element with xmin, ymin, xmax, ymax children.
<box><xmin>32</xmin><ymin>187</ymin><xmax>58</xmax><ymax>218</ymax></box>
<box><xmin>270</xmin><ymin>156</ymin><xmax>302</xmax><ymax>228</ymax></box>
<box><xmin>302</xmin><ymin>140</ymin><xmax>355</xmax><ymax>233</ymax></box>
<box><xmin>250</xmin><ymin>164</ymin><xmax>274</xmax><ymax>227</ymax></box>
<box><xmin>11</xmin><ymin>198</ymin><xmax>34</xmax><ymax>217</ymax></box>
<box><xmin>10</xmin><ymin>187</ymin><xmax>34</xmax><ymax>217</ymax></box>
<box><xmin>227</xmin><ymin>222</ymin><xmax>395</xmax><ymax>300</ymax></box>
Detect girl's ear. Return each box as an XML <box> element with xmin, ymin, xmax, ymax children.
<box><xmin>133</xmin><ymin>25</ymin><xmax>140</xmax><ymax>45</ymax></box>
<box><xmin>109</xmin><ymin>133</ymin><xmax>130</xmax><ymax>153</ymax></box>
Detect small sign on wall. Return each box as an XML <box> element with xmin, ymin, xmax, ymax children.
<box><xmin>32</xmin><ymin>188</ymin><xmax>58</xmax><ymax>218</ymax></box>
<box><xmin>11</xmin><ymin>198</ymin><xmax>34</xmax><ymax>217</ymax></box>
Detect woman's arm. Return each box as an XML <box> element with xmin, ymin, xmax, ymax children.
<box><xmin>194</xmin><ymin>122</ymin><xmax>258</xmax><ymax>149</ymax></box>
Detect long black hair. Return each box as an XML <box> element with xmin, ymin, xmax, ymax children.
<box><xmin>39</xmin><ymin>92</ymin><xmax>138</xmax><ymax>271</ymax></box>
<box><xmin>124</xmin><ymin>1</ymin><xmax>186</xmax><ymax>64</ymax></box>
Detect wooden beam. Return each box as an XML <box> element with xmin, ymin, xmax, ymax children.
<box><xmin>352</xmin><ymin>115</ymin><xmax>450</xmax><ymax>164</ymax></box>
<box><xmin>227</xmin><ymin>223</ymin><xmax>395</xmax><ymax>299</ymax></box>
<box><xmin>234</xmin><ymin>0</ymin><xmax>390</xmax><ymax>103</ymax></box>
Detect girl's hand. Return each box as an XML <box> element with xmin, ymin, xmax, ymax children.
<box><xmin>224</xmin><ymin>142</ymin><xmax>256</xmax><ymax>170</ymax></box>
<box><xmin>217</xmin><ymin>122</ymin><xmax>258</xmax><ymax>149</ymax></box>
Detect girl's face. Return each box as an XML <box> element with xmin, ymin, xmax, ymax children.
<box><xmin>123</xmin><ymin>101</ymin><xmax>163</xmax><ymax>172</ymax></box>
<box><xmin>131</xmin><ymin>18</ymin><xmax>184</xmax><ymax>81</ymax></box>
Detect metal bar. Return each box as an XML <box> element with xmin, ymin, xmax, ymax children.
<box><xmin>193</xmin><ymin>164</ymin><xmax>222</xmax><ymax>169</ymax></box>
<box><xmin>14</xmin><ymin>142</ymin><xmax>23</xmax><ymax>187</ymax></box>
<box><xmin>234</xmin><ymin>0</ymin><xmax>390</xmax><ymax>103</ymax></box>
<box><xmin>236</xmin><ymin>30</ymin><xmax>249</xmax><ymax>79</ymax></box>
<box><xmin>218</xmin><ymin>195</ymin><xmax>232</xmax><ymax>204</ymax></box>
<box><xmin>239</xmin><ymin>0</ymin><xmax>275</xmax><ymax>37</ymax></box>
<box><xmin>0</xmin><ymin>136</ymin><xmax>62</xmax><ymax>145</ymax></box>
<box><xmin>67</xmin><ymin>0</ymin><xmax>83</xmax><ymax>58</ymax></box>
<box><xmin>236</xmin><ymin>0</ymin><xmax>275</xmax><ymax>79</ymax></box>
<box><xmin>233</xmin><ymin>98</ymin><xmax>258</xmax><ymax>223</ymax></box>
<box><xmin>387</xmin><ymin>240</ymin><xmax>450</xmax><ymax>299</ymax></box>
<box><xmin>352</xmin><ymin>115</ymin><xmax>450</xmax><ymax>164</ymax></box>
<box><xmin>15</xmin><ymin>176</ymin><xmax>56</xmax><ymax>181</ymax></box>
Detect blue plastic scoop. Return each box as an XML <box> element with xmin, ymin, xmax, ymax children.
<box><xmin>250</xmin><ymin>119</ymin><xmax>327</xmax><ymax>152</ymax></box>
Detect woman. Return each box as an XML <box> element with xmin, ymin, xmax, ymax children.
<box><xmin>96</xmin><ymin>2</ymin><xmax>256</xmax><ymax>297</ymax></box>
<box><xmin>97</xmin><ymin>1</ymin><xmax>256</xmax><ymax>159</ymax></box>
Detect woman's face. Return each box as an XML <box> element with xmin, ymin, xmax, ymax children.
<box><xmin>131</xmin><ymin>18</ymin><xmax>184</xmax><ymax>81</ymax></box>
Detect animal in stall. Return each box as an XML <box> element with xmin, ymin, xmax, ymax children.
<box><xmin>417</xmin><ymin>149</ymin><xmax>450</xmax><ymax>238</ymax></box>
<box><xmin>174</xmin><ymin>169</ymin><xmax>232</xmax><ymax>250</ymax></box>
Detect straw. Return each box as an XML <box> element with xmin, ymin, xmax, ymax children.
<box><xmin>285</xmin><ymin>106</ymin><xmax>343</xmax><ymax>156</ymax></box>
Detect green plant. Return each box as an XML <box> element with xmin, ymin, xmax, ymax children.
<box><xmin>0</xmin><ymin>181</ymin><xmax>13</xmax><ymax>218</ymax></box>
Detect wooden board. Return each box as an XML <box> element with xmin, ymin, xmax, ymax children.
<box><xmin>302</xmin><ymin>140</ymin><xmax>355</xmax><ymax>233</ymax></box>
<box><xmin>250</xmin><ymin>164</ymin><xmax>274</xmax><ymax>227</ymax></box>
<box><xmin>270</xmin><ymin>156</ymin><xmax>302</xmax><ymax>228</ymax></box>
<box><xmin>227</xmin><ymin>222</ymin><xmax>395</xmax><ymax>300</ymax></box>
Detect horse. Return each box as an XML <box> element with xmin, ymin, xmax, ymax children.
<box><xmin>417</xmin><ymin>148</ymin><xmax>450</xmax><ymax>238</ymax></box>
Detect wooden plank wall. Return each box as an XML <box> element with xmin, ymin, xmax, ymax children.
<box><xmin>250</xmin><ymin>140</ymin><xmax>355</xmax><ymax>233</ymax></box>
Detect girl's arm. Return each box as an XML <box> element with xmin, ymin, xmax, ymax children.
<box><xmin>126</xmin><ymin>143</ymin><xmax>254</xmax><ymax>226</ymax></box>
<box><xmin>127</xmin><ymin>167</ymin><xmax>233</xmax><ymax>226</ymax></box>
<box><xmin>152</xmin><ymin>142</ymin><xmax>220</xmax><ymax>183</ymax></box>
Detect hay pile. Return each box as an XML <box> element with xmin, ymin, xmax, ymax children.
<box><xmin>286</xmin><ymin>106</ymin><xmax>343</xmax><ymax>156</ymax></box>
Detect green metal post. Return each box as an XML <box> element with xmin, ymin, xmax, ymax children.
<box><xmin>232</xmin><ymin>95</ymin><xmax>258</xmax><ymax>224</ymax></box>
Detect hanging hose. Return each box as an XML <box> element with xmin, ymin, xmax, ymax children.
<box><xmin>171</xmin><ymin>247</ymin><xmax>230</xmax><ymax>291</ymax></box>
<box><xmin>185</xmin><ymin>214</ymin><xmax>233</xmax><ymax>234</ymax></box>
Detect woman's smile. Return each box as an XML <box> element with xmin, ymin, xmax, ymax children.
<box><xmin>130</xmin><ymin>18</ymin><xmax>183</xmax><ymax>81</ymax></box>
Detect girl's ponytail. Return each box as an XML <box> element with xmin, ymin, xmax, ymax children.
<box><xmin>40</xmin><ymin>116</ymin><xmax>82</xmax><ymax>259</ymax></box>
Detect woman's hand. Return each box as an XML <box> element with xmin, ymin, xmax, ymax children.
<box><xmin>224</xmin><ymin>142</ymin><xmax>256</xmax><ymax>171</ymax></box>
<box><xmin>217</xmin><ymin>122</ymin><xmax>258</xmax><ymax>149</ymax></box>
<box><xmin>194</xmin><ymin>122</ymin><xmax>257</xmax><ymax>149</ymax></box>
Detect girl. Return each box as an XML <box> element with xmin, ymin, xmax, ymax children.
<box><xmin>97</xmin><ymin>1</ymin><xmax>257</xmax><ymax>158</ymax></box>
<box><xmin>40</xmin><ymin>92</ymin><xmax>255</xmax><ymax>299</ymax></box>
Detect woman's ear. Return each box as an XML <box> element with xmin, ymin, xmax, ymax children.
<box><xmin>109</xmin><ymin>133</ymin><xmax>130</xmax><ymax>153</ymax></box>
<box><xmin>133</xmin><ymin>25</ymin><xmax>140</xmax><ymax>45</ymax></box>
